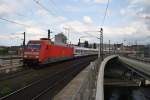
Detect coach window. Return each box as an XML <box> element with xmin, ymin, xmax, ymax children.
<box><xmin>76</xmin><ymin>50</ymin><xmax>77</xmax><ymax>53</ymax></box>
<box><xmin>75</xmin><ymin>50</ymin><xmax>78</xmax><ymax>53</ymax></box>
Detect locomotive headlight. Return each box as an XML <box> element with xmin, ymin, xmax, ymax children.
<box><xmin>24</xmin><ymin>55</ymin><xmax>27</xmax><ymax>58</ymax></box>
<box><xmin>35</xmin><ymin>56</ymin><xmax>39</xmax><ymax>58</ymax></box>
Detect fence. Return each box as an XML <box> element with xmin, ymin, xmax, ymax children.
<box><xmin>0</xmin><ymin>59</ymin><xmax>22</xmax><ymax>67</ymax></box>
<box><xmin>0</xmin><ymin>58</ymin><xmax>22</xmax><ymax>73</ymax></box>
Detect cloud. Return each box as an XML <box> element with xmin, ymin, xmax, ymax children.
<box><xmin>120</xmin><ymin>0</ymin><xmax>150</xmax><ymax>40</ymax></box>
<box><xmin>0</xmin><ymin>2</ymin><xmax>17</xmax><ymax>16</ymax></box>
<box><xmin>82</xmin><ymin>0</ymin><xmax>92</xmax><ymax>3</ymax></box>
<box><xmin>0</xmin><ymin>0</ymin><xmax>68</xmax><ymax>45</ymax></box>
<box><xmin>59</xmin><ymin>18</ymin><xmax>144</xmax><ymax>43</ymax></box>
<box><xmin>83</xmin><ymin>16</ymin><xmax>93</xmax><ymax>24</ymax></box>
<box><xmin>94</xmin><ymin>0</ymin><xmax>110</xmax><ymax>4</ymax></box>
<box><xmin>61</xmin><ymin>21</ymin><xmax>87</xmax><ymax>33</ymax></box>
<box><xmin>0</xmin><ymin>35</ymin><xmax>10</xmax><ymax>40</ymax></box>
<box><xmin>64</xmin><ymin>5</ymin><xmax>81</xmax><ymax>12</ymax></box>
<box><xmin>0</xmin><ymin>0</ymin><xmax>31</xmax><ymax>17</ymax></box>
<box><xmin>0</xmin><ymin>0</ymin><xmax>150</xmax><ymax>46</ymax></box>
<box><xmin>0</xmin><ymin>0</ymin><xmax>97</xmax><ymax>45</ymax></box>
<box><xmin>121</xmin><ymin>0</ymin><xmax>150</xmax><ymax>20</ymax></box>
<box><xmin>131</xmin><ymin>0</ymin><xmax>150</xmax><ymax>5</ymax></box>
<box><xmin>82</xmin><ymin>0</ymin><xmax>111</xmax><ymax>4</ymax></box>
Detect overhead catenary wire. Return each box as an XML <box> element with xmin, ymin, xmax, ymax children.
<box><xmin>69</xmin><ymin>24</ymin><xmax>100</xmax><ymax>38</ymax></box>
<box><xmin>48</xmin><ymin>0</ymin><xmax>75</xmax><ymax>20</ymax></box>
<box><xmin>32</xmin><ymin>0</ymin><xmax>64</xmax><ymax>33</ymax></box>
<box><xmin>84</xmin><ymin>31</ymin><xmax>99</xmax><ymax>39</ymax></box>
<box><xmin>48</xmin><ymin>0</ymin><xmax>60</xmax><ymax>14</ymax></box>
<box><xmin>33</xmin><ymin>0</ymin><xmax>56</xmax><ymax>16</ymax></box>
<box><xmin>69</xmin><ymin>26</ymin><xmax>99</xmax><ymax>39</ymax></box>
<box><xmin>46</xmin><ymin>0</ymin><xmax>85</xmax><ymax>36</ymax></box>
<box><xmin>1</xmin><ymin>1</ymin><xmax>56</xmax><ymax>32</ymax></box>
<box><xmin>0</xmin><ymin>17</ymin><xmax>30</xmax><ymax>27</ymax></box>
<box><xmin>14</xmin><ymin>12</ymin><xmax>55</xmax><ymax>32</ymax></box>
<box><xmin>48</xmin><ymin>0</ymin><xmax>73</xmax><ymax>22</ymax></box>
<box><xmin>0</xmin><ymin>17</ymin><xmax>48</xmax><ymax>33</ymax></box>
<box><xmin>101</xmin><ymin>0</ymin><xmax>110</xmax><ymax>27</ymax></box>
<box><xmin>72</xmin><ymin>0</ymin><xmax>110</xmax><ymax>39</ymax></box>
<box><xmin>0</xmin><ymin>1</ymin><xmax>59</xmax><ymax>44</ymax></box>
<box><xmin>0</xmin><ymin>2</ymin><xmax>58</xmax><ymax>35</ymax></box>
<box><xmin>65</xmin><ymin>0</ymin><xmax>111</xmax><ymax>39</ymax></box>
<box><xmin>0</xmin><ymin>2</ymin><xmax>51</xmax><ymax>30</ymax></box>
<box><xmin>35</xmin><ymin>2</ymin><xmax>110</xmax><ymax>49</ymax></box>
<box><xmin>1</xmin><ymin>0</ymin><xmax>109</xmax><ymax>41</ymax></box>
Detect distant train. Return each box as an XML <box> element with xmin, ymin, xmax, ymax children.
<box><xmin>23</xmin><ymin>38</ymin><xmax>98</xmax><ymax>66</ymax></box>
<box><xmin>74</xmin><ymin>47</ymin><xmax>98</xmax><ymax>56</ymax></box>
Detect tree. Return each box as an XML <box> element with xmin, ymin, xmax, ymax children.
<box><xmin>55</xmin><ymin>33</ymin><xmax>67</xmax><ymax>44</ymax></box>
<box><xmin>0</xmin><ymin>47</ymin><xmax>8</xmax><ymax>55</ymax></box>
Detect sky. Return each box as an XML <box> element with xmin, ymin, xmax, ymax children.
<box><xmin>0</xmin><ymin>0</ymin><xmax>150</xmax><ymax>46</ymax></box>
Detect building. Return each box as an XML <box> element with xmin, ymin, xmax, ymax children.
<box><xmin>144</xmin><ymin>44</ymin><xmax>150</xmax><ymax>58</ymax></box>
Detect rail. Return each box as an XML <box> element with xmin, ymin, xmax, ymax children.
<box><xmin>119</xmin><ymin>56</ymin><xmax>150</xmax><ymax>80</ymax></box>
<box><xmin>0</xmin><ymin>55</ymin><xmax>96</xmax><ymax>100</ymax></box>
<box><xmin>125</xmin><ymin>56</ymin><xmax>150</xmax><ymax>63</ymax></box>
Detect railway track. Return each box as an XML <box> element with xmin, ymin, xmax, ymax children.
<box><xmin>0</xmin><ymin>55</ymin><xmax>97</xmax><ymax>100</ymax></box>
<box><xmin>0</xmin><ymin>68</ymin><xmax>32</xmax><ymax>81</ymax></box>
<box><xmin>33</xmin><ymin>60</ymin><xmax>91</xmax><ymax>100</ymax></box>
<box><xmin>125</xmin><ymin>56</ymin><xmax>150</xmax><ymax>63</ymax></box>
<box><xmin>0</xmin><ymin>55</ymin><xmax>95</xmax><ymax>81</ymax></box>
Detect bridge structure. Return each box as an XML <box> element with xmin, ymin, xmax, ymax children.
<box><xmin>96</xmin><ymin>55</ymin><xmax>150</xmax><ymax>100</ymax></box>
<box><xmin>53</xmin><ymin>55</ymin><xmax>150</xmax><ymax>100</ymax></box>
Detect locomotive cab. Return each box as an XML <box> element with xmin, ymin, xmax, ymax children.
<box><xmin>23</xmin><ymin>38</ymin><xmax>51</xmax><ymax>65</ymax></box>
<box><xmin>23</xmin><ymin>40</ymin><xmax>41</xmax><ymax>65</ymax></box>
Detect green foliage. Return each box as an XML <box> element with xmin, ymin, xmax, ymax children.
<box><xmin>0</xmin><ymin>48</ymin><xmax>8</xmax><ymax>55</ymax></box>
<box><xmin>56</xmin><ymin>33</ymin><xmax>67</xmax><ymax>44</ymax></box>
<box><xmin>0</xmin><ymin>86</ymin><xmax>12</xmax><ymax>96</ymax></box>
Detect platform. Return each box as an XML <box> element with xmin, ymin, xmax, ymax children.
<box><xmin>53</xmin><ymin>58</ymin><xmax>100</xmax><ymax>100</ymax></box>
<box><xmin>53</xmin><ymin>64</ymin><xmax>90</xmax><ymax>100</ymax></box>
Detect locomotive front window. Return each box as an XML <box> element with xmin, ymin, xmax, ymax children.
<box><xmin>27</xmin><ymin>44</ymin><xmax>41</xmax><ymax>49</ymax></box>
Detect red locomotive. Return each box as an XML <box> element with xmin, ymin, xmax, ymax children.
<box><xmin>23</xmin><ymin>38</ymin><xmax>74</xmax><ymax>65</ymax></box>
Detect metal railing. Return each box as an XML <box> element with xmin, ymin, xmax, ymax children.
<box><xmin>0</xmin><ymin>58</ymin><xmax>22</xmax><ymax>73</ymax></box>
